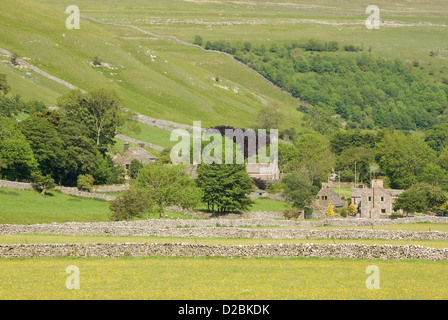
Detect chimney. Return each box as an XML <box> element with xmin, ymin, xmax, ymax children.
<box><xmin>371</xmin><ymin>179</ymin><xmax>383</xmax><ymax>189</ymax></box>
<box><xmin>124</xmin><ymin>142</ymin><xmax>129</xmax><ymax>152</ymax></box>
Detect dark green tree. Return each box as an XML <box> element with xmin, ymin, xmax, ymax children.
<box><xmin>0</xmin><ymin>117</ymin><xmax>37</xmax><ymax>180</ymax></box>
<box><xmin>196</xmin><ymin>163</ymin><xmax>254</xmax><ymax>213</ymax></box>
<box><xmin>129</xmin><ymin>159</ymin><xmax>144</xmax><ymax>179</ymax></box>
<box><xmin>19</xmin><ymin>116</ymin><xmax>66</xmax><ymax>181</ymax></box>
<box><xmin>393</xmin><ymin>182</ymin><xmax>446</xmax><ymax>214</ymax></box>
<box><xmin>281</xmin><ymin>171</ymin><xmax>316</xmax><ymax>215</ymax></box>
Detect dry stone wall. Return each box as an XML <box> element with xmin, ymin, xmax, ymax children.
<box><xmin>0</xmin><ymin>242</ymin><xmax>446</xmax><ymax>260</ymax></box>
<box><xmin>0</xmin><ymin>180</ymin><xmax>34</xmax><ymax>190</ymax></box>
<box><xmin>1</xmin><ymin>221</ymin><xmax>447</xmax><ymax>240</ymax></box>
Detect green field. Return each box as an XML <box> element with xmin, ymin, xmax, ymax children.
<box><xmin>0</xmin><ymin>188</ymin><xmax>293</xmax><ymax>224</ymax></box>
<box><xmin>0</xmin><ymin>256</ymin><xmax>446</xmax><ymax>299</ymax></box>
<box><xmin>0</xmin><ymin>188</ymin><xmax>195</xmax><ymax>224</ymax></box>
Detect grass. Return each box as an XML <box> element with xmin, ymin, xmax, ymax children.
<box><xmin>0</xmin><ymin>234</ymin><xmax>447</xmax><ymax>249</ymax></box>
<box><xmin>332</xmin><ymin>187</ymin><xmax>352</xmax><ymax>199</ymax></box>
<box><xmin>249</xmin><ymin>197</ymin><xmax>292</xmax><ymax>211</ymax></box>
<box><xmin>0</xmin><ymin>0</ymin><xmax>304</xmax><ymax>129</ymax></box>
<box><xmin>0</xmin><ymin>188</ymin><xmax>195</xmax><ymax>224</ymax></box>
<box><xmin>0</xmin><ymin>256</ymin><xmax>446</xmax><ymax>299</ymax></box>
<box><xmin>0</xmin><ymin>188</ymin><xmax>111</xmax><ymax>224</ymax></box>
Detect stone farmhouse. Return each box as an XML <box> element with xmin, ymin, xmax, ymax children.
<box><xmin>351</xmin><ymin>179</ymin><xmax>404</xmax><ymax>218</ymax></box>
<box><xmin>112</xmin><ymin>142</ymin><xmax>157</xmax><ymax>171</ymax></box>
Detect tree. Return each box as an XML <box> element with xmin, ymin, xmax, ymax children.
<box><xmin>376</xmin><ymin>131</ymin><xmax>436</xmax><ymax>189</ymax></box>
<box><xmin>77</xmin><ymin>174</ymin><xmax>94</xmax><ymax>192</ymax></box>
<box><xmin>348</xmin><ymin>203</ymin><xmax>358</xmax><ymax>215</ymax></box>
<box><xmin>253</xmin><ymin>105</ymin><xmax>285</xmax><ymax>130</ymax></box>
<box><xmin>196</xmin><ymin>163</ymin><xmax>254</xmax><ymax>213</ymax></box>
<box><xmin>31</xmin><ymin>172</ymin><xmax>56</xmax><ymax>196</ymax></box>
<box><xmin>393</xmin><ymin>182</ymin><xmax>446</xmax><ymax>215</ymax></box>
<box><xmin>129</xmin><ymin>159</ymin><xmax>144</xmax><ymax>179</ymax></box>
<box><xmin>93</xmin><ymin>56</ymin><xmax>102</xmax><ymax>66</ymax></box>
<box><xmin>109</xmin><ymin>188</ymin><xmax>151</xmax><ymax>221</ymax></box>
<box><xmin>302</xmin><ymin>106</ymin><xmax>341</xmax><ymax>135</ymax></box>
<box><xmin>194</xmin><ymin>35</ymin><xmax>203</xmax><ymax>46</ymax></box>
<box><xmin>417</xmin><ymin>163</ymin><xmax>448</xmax><ymax>188</ymax></box>
<box><xmin>326</xmin><ymin>203</ymin><xmax>335</xmax><ymax>217</ymax></box>
<box><xmin>58</xmin><ymin>88</ymin><xmax>129</xmax><ymax>150</ymax></box>
<box><xmin>10</xmin><ymin>52</ymin><xmax>18</xmax><ymax>66</ymax></box>
<box><xmin>293</xmin><ymin>131</ymin><xmax>334</xmax><ymax>185</ymax></box>
<box><xmin>335</xmin><ymin>146</ymin><xmax>375</xmax><ymax>183</ymax></box>
<box><xmin>281</xmin><ymin>171</ymin><xmax>315</xmax><ymax>214</ymax></box>
<box><xmin>83</xmin><ymin>88</ymin><xmax>127</xmax><ymax>149</ymax></box>
<box><xmin>0</xmin><ymin>117</ymin><xmax>37</xmax><ymax>180</ymax></box>
<box><xmin>19</xmin><ymin>116</ymin><xmax>66</xmax><ymax>181</ymax></box>
<box><xmin>134</xmin><ymin>163</ymin><xmax>202</xmax><ymax>218</ymax></box>
<box><xmin>0</xmin><ymin>73</ymin><xmax>10</xmax><ymax>95</ymax></box>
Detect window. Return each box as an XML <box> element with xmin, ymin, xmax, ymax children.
<box><xmin>381</xmin><ymin>197</ymin><xmax>384</xmax><ymax>202</ymax></box>
<box><xmin>381</xmin><ymin>209</ymin><xmax>386</xmax><ymax>214</ymax></box>
<box><xmin>368</xmin><ymin>196</ymin><xmax>372</xmax><ymax>201</ymax></box>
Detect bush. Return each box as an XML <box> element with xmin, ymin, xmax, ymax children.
<box><xmin>93</xmin><ymin>56</ymin><xmax>102</xmax><ymax>66</ymax></box>
<box><xmin>252</xmin><ymin>178</ymin><xmax>269</xmax><ymax>190</ymax></box>
<box><xmin>339</xmin><ymin>206</ymin><xmax>348</xmax><ymax>217</ymax></box>
<box><xmin>109</xmin><ymin>188</ymin><xmax>150</xmax><ymax>221</ymax></box>
<box><xmin>77</xmin><ymin>174</ymin><xmax>94</xmax><ymax>192</ymax></box>
<box><xmin>283</xmin><ymin>209</ymin><xmax>301</xmax><ymax>220</ymax></box>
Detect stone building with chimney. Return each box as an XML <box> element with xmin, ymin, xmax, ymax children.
<box><xmin>351</xmin><ymin>179</ymin><xmax>404</xmax><ymax>218</ymax></box>
<box><xmin>112</xmin><ymin>142</ymin><xmax>157</xmax><ymax>171</ymax></box>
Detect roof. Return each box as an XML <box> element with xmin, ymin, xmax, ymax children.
<box><xmin>321</xmin><ymin>188</ymin><xmax>346</xmax><ymax>207</ymax></box>
<box><xmin>351</xmin><ymin>187</ymin><xmax>404</xmax><ymax>198</ymax></box>
<box><xmin>112</xmin><ymin>147</ymin><xmax>157</xmax><ymax>165</ymax></box>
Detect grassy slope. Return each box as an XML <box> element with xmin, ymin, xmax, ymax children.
<box><xmin>0</xmin><ymin>256</ymin><xmax>446</xmax><ymax>299</ymax></box>
<box><xmin>0</xmin><ymin>0</ymin><xmax>303</xmax><ymax>129</ymax></box>
<box><xmin>42</xmin><ymin>0</ymin><xmax>448</xmax><ymax>82</ymax></box>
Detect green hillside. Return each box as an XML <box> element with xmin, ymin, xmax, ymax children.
<box><xmin>0</xmin><ymin>0</ymin><xmax>304</xmax><ymax>129</ymax></box>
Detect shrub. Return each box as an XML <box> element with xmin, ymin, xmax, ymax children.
<box><xmin>93</xmin><ymin>56</ymin><xmax>102</xmax><ymax>66</ymax></box>
<box><xmin>339</xmin><ymin>206</ymin><xmax>348</xmax><ymax>217</ymax></box>
<box><xmin>109</xmin><ymin>188</ymin><xmax>150</xmax><ymax>221</ymax></box>
<box><xmin>77</xmin><ymin>174</ymin><xmax>94</xmax><ymax>192</ymax></box>
<box><xmin>283</xmin><ymin>209</ymin><xmax>301</xmax><ymax>220</ymax></box>
<box><xmin>252</xmin><ymin>178</ymin><xmax>269</xmax><ymax>190</ymax></box>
